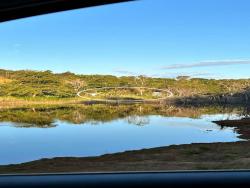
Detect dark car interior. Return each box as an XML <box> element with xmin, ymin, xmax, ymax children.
<box><xmin>0</xmin><ymin>0</ymin><xmax>250</xmax><ymax>187</ymax></box>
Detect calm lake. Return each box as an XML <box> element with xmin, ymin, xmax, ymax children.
<box><xmin>0</xmin><ymin>104</ymin><xmax>245</xmax><ymax>165</ymax></box>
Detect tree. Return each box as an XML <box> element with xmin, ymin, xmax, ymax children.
<box><xmin>68</xmin><ymin>79</ymin><xmax>87</xmax><ymax>92</ymax></box>
<box><xmin>135</xmin><ymin>75</ymin><xmax>147</xmax><ymax>96</ymax></box>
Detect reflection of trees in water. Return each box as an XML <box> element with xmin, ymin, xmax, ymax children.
<box><xmin>125</xmin><ymin>105</ymin><xmax>150</xmax><ymax>126</ymax></box>
<box><xmin>0</xmin><ymin>104</ymin><xmax>249</xmax><ymax>128</ymax></box>
<box><xmin>240</xmin><ymin>106</ymin><xmax>250</xmax><ymax>118</ymax></box>
<box><xmin>88</xmin><ymin>121</ymin><xmax>102</xmax><ymax>125</ymax></box>
<box><xmin>14</xmin><ymin>123</ymin><xmax>57</xmax><ymax>128</ymax></box>
<box><xmin>126</xmin><ymin>116</ymin><xmax>150</xmax><ymax>126</ymax></box>
<box><xmin>72</xmin><ymin>110</ymin><xmax>86</xmax><ymax>124</ymax></box>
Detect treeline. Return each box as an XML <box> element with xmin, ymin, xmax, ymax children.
<box><xmin>0</xmin><ymin>69</ymin><xmax>250</xmax><ymax>98</ymax></box>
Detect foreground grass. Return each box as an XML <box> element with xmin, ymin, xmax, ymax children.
<box><xmin>0</xmin><ymin>141</ymin><xmax>249</xmax><ymax>174</ymax></box>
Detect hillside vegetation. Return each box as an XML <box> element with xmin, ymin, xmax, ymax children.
<box><xmin>0</xmin><ymin>69</ymin><xmax>250</xmax><ymax>99</ymax></box>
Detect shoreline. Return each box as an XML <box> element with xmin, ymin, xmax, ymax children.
<box><xmin>0</xmin><ymin>141</ymin><xmax>249</xmax><ymax>174</ymax></box>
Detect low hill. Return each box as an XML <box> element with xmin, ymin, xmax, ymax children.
<box><xmin>0</xmin><ymin>69</ymin><xmax>250</xmax><ymax>99</ymax></box>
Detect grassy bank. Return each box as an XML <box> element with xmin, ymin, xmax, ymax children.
<box><xmin>0</xmin><ymin>97</ymin><xmax>82</xmax><ymax>108</ymax></box>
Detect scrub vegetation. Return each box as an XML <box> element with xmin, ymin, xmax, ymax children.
<box><xmin>1</xmin><ymin>69</ymin><xmax>250</xmax><ymax>101</ymax></box>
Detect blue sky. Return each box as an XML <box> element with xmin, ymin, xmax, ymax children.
<box><xmin>0</xmin><ymin>0</ymin><xmax>250</xmax><ymax>79</ymax></box>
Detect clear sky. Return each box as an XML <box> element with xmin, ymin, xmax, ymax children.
<box><xmin>0</xmin><ymin>0</ymin><xmax>250</xmax><ymax>79</ymax></box>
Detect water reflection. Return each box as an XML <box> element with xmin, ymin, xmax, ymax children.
<box><xmin>0</xmin><ymin>104</ymin><xmax>247</xmax><ymax>165</ymax></box>
<box><xmin>126</xmin><ymin>116</ymin><xmax>150</xmax><ymax>126</ymax></box>
<box><xmin>0</xmin><ymin>104</ymin><xmax>247</xmax><ymax>127</ymax></box>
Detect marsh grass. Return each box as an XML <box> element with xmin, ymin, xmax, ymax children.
<box><xmin>0</xmin><ymin>97</ymin><xmax>82</xmax><ymax>109</ymax></box>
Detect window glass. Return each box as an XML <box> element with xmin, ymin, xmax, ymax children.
<box><xmin>0</xmin><ymin>0</ymin><xmax>250</xmax><ymax>173</ymax></box>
